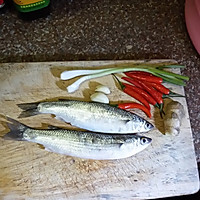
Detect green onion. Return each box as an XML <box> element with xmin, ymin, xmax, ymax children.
<box><xmin>149</xmin><ymin>68</ymin><xmax>189</xmax><ymax>81</ymax></box>
<box><xmin>62</xmin><ymin>64</ymin><xmax>189</xmax><ymax>93</ymax></box>
<box><xmin>151</xmin><ymin>72</ymin><xmax>186</xmax><ymax>86</ymax></box>
<box><xmin>66</xmin><ymin>67</ymin><xmax>149</xmax><ymax>93</ymax></box>
<box><xmin>157</xmin><ymin>65</ymin><xmax>185</xmax><ymax>69</ymax></box>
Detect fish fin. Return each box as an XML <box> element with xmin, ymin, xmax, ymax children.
<box><xmin>119</xmin><ymin>142</ymin><xmax>133</xmax><ymax>150</ymax></box>
<box><xmin>44</xmin><ymin>147</ymin><xmax>54</xmax><ymax>152</ymax></box>
<box><xmin>17</xmin><ymin>102</ymin><xmax>40</xmax><ymax>118</ymax></box>
<box><xmin>40</xmin><ymin>123</ymin><xmax>62</xmax><ymax>130</ymax></box>
<box><xmin>119</xmin><ymin>143</ymin><xmax>125</xmax><ymax>149</ymax></box>
<box><xmin>37</xmin><ymin>144</ymin><xmax>53</xmax><ymax>153</ymax></box>
<box><xmin>58</xmin><ymin>99</ymin><xmax>68</xmax><ymax>101</ymax></box>
<box><xmin>37</xmin><ymin>143</ymin><xmax>45</xmax><ymax>149</ymax></box>
<box><xmin>54</xmin><ymin>116</ymin><xmax>66</xmax><ymax>122</ymax></box>
<box><xmin>3</xmin><ymin>116</ymin><xmax>27</xmax><ymax>141</ymax></box>
<box><xmin>47</xmin><ymin>125</ymin><xmax>60</xmax><ymax>130</ymax></box>
<box><xmin>124</xmin><ymin>120</ymin><xmax>133</xmax><ymax>126</ymax></box>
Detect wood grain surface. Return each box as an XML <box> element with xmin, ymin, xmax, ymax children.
<box><xmin>0</xmin><ymin>60</ymin><xmax>199</xmax><ymax>200</ymax></box>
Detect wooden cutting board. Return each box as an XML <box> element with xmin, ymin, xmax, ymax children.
<box><xmin>0</xmin><ymin>60</ymin><xmax>199</xmax><ymax>200</ymax></box>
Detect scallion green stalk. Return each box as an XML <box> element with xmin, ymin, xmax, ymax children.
<box><xmin>64</xmin><ymin>65</ymin><xmax>189</xmax><ymax>93</ymax></box>
<box><xmin>151</xmin><ymin>72</ymin><xmax>186</xmax><ymax>86</ymax></box>
<box><xmin>157</xmin><ymin>65</ymin><xmax>185</xmax><ymax>69</ymax></box>
<box><xmin>149</xmin><ymin>68</ymin><xmax>189</xmax><ymax>81</ymax></box>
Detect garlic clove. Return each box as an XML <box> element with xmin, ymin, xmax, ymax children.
<box><xmin>90</xmin><ymin>92</ymin><xmax>109</xmax><ymax>104</ymax></box>
<box><xmin>95</xmin><ymin>85</ymin><xmax>111</xmax><ymax>95</ymax></box>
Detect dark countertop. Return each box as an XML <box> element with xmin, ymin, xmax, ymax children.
<box><xmin>0</xmin><ymin>0</ymin><xmax>199</xmax><ymax>198</ymax></box>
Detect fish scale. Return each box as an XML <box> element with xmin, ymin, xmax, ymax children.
<box><xmin>2</xmin><ymin>117</ymin><xmax>152</xmax><ymax>160</ymax></box>
<box><xmin>18</xmin><ymin>100</ymin><xmax>154</xmax><ymax>134</ymax></box>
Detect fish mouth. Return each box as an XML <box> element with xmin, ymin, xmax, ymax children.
<box><xmin>147</xmin><ymin>137</ymin><xmax>152</xmax><ymax>144</ymax></box>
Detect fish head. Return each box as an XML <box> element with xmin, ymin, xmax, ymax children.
<box><xmin>138</xmin><ymin>120</ymin><xmax>154</xmax><ymax>133</ymax></box>
<box><xmin>144</xmin><ymin>121</ymin><xmax>154</xmax><ymax>131</ymax></box>
<box><xmin>133</xmin><ymin>136</ymin><xmax>152</xmax><ymax>154</ymax></box>
<box><xmin>129</xmin><ymin>119</ymin><xmax>154</xmax><ymax>133</ymax></box>
<box><xmin>120</xmin><ymin>136</ymin><xmax>152</xmax><ymax>157</ymax></box>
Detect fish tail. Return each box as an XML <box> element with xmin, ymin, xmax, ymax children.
<box><xmin>17</xmin><ymin>102</ymin><xmax>40</xmax><ymax>118</ymax></box>
<box><xmin>3</xmin><ymin>116</ymin><xmax>27</xmax><ymax>141</ymax></box>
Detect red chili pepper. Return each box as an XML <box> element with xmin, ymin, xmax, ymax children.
<box><xmin>122</xmin><ymin>82</ymin><xmax>158</xmax><ymax>107</ymax></box>
<box><xmin>124</xmin><ymin>72</ymin><xmax>163</xmax><ymax>84</ymax></box>
<box><xmin>123</xmin><ymin>76</ymin><xmax>164</xmax><ymax>108</ymax></box>
<box><xmin>112</xmin><ymin>74</ymin><xmax>150</xmax><ymax>110</ymax></box>
<box><xmin>123</xmin><ymin>84</ymin><xmax>150</xmax><ymax>110</ymax></box>
<box><xmin>135</xmin><ymin>80</ymin><xmax>163</xmax><ymax>104</ymax></box>
<box><xmin>118</xmin><ymin>103</ymin><xmax>151</xmax><ymax>118</ymax></box>
<box><xmin>125</xmin><ymin>71</ymin><xmax>154</xmax><ymax>76</ymax></box>
<box><xmin>135</xmin><ymin>79</ymin><xmax>165</xmax><ymax>117</ymax></box>
<box><xmin>122</xmin><ymin>77</ymin><xmax>143</xmax><ymax>89</ymax></box>
<box><xmin>147</xmin><ymin>82</ymin><xmax>170</xmax><ymax>95</ymax></box>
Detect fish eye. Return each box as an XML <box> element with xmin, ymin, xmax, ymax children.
<box><xmin>140</xmin><ymin>137</ymin><xmax>149</xmax><ymax>145</ymax></box>
<box><xmin>145</xmin><ymin>122</ymin><xmax>153</xmax><ymax>129</ymax></box>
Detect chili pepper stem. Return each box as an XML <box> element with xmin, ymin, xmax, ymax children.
<box><xmin>162</xmin><ymin>91</ymin><xmax>185</xmax><ymax>98</ymax></box>
<box><xmin>154</xmin><ymin>103</ymin><xmax>160</xmax><ymax>108</ymax></box>
<box><xmin>168</xmin><ymin>91</ymin><xmax>185</xmax><ymax>97</ymax></box>
<box><xmin>112</xmin><ymin>74</ymin><xmax>125</xmax><ymax>90</ymax></box>
<box><xmin>158</xmin><ymin>103</ymin><xmax>165</xmax><ymax>119</ymax></box>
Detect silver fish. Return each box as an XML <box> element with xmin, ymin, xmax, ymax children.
<box><xmin>18</xmin><ymin>100</ymin><xmax>154</xmax><ymax>134</ymax></box>
<box><xmin>3</xmin><ymin>117</ymin><xmax>152</xmax><ymax>160</ymax></box>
